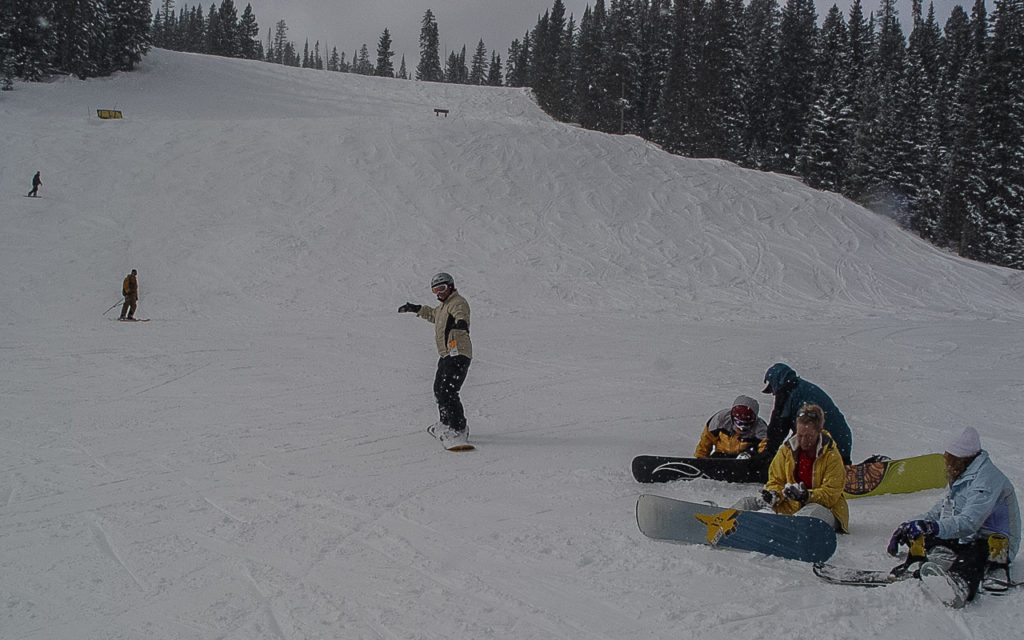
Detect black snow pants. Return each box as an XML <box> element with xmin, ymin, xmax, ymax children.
<box><xmin>434</xmin><ymin>355</ymin><xmax>470</xmax><ymax>431</ymax></box>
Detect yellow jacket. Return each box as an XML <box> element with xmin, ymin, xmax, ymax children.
<box><xmin>766</xmin><ymin>431</ymin><xmax>849</xmax><ymax>532</ymax></box>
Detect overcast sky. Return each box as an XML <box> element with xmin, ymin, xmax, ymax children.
<box><xmin>154</xmin><ymin>0</ymin><xmax>965</xmax><ymax>69</ymax></box>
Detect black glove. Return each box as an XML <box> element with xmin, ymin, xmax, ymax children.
<box><xmin>398</xmin><ymin>303</ymin><xmax>421</xmax><ymax>313</ymax></box>
<box><xmin>783</xmin><ymin>482</ymin><xmax>808</xmax><ymax>503</ymax></box>
<box><xmin>760</xmin><ymin>489</ymin><xmax>780</xmax><ymax>507</ymax></box>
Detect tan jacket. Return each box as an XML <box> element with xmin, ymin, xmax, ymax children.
<box><xmin>416</xmin><ymin>290</ymin><xmax>472</xmax><ymax>359</ymax></box>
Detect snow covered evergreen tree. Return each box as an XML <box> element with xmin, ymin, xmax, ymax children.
<box><xmin>740</xmin><ymin>0</ymin><xmax>781</xmax><ymax>168</ymax></box>
<box><xmin>797</xmin><ymin>5</ymin><xmax>854</xmax><ymax>192</ymax></box>
<box><xmin>772</xmin><ymin>0</ymin><xmax>819</xmax><ymax>173</ymax></box>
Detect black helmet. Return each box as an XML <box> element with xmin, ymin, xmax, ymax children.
<box><xmin>430</xmin><ymin>272</ymin><xmax>454</xmax><ymax>289</ymax></box>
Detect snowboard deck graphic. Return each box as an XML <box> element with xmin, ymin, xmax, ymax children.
<box><xmin>426</xmin><ymin>424</ymin><xmax>475</xmax><ymax>452</ymax></box>
<box><xmin>631</xmin><ymin>455</ymin><xmax>762</xmax><ymax>484</ymax></box>
<box><xmin>632</xmin><ymin>453</ymin><xmax>947</xmax><ymax>499</ymax></box>
<box><xmin>636</xmin><ymin>494</ymin><xmax>836</xmax><ymax>563</ymax></box>
<box><xmin>843</xmin><ymin>453</ymin><xmax>945</xmax><ymax>498</ymax></box>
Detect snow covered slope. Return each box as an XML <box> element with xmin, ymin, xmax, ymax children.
<box><xmin>2</xmin><ymin>49</ymin><xmax>1022</xmax><ymax>639</ymax></box>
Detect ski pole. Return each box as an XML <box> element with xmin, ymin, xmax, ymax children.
<box><xmin>103</xmin><ymin>300</ymin><xmax>123</xmax><ymax>316</ymax></box>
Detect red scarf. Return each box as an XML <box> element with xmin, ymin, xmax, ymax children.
<box><xmin>796</xmin><ymin>447</ymin><xmax>817</xmax><ymax>487</ymax></box>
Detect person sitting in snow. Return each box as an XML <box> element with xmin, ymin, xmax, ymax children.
<box><xmin>693</xmin><ymin>395</ymin><xmax>768</xmax><ymax>459</ymax></box>
<box><xmin>886</xmin><ymin>426</ymin><xmax>1020</xmax><ymax>607</ymax></box>
<box><xmin>733</xmin><ymin>403</ymin><xmax>849</xmax><ymax>533</ymax></box>
<box><xmin>756</xmin><ymin>362</ymin><xmax>853</xmax><ymax>466</ymax></box>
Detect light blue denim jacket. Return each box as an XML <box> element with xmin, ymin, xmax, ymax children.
<box><xmin>917</xmin><ymin>450</ymin><xmax>1020</xmax><ymax>561</ymax></box>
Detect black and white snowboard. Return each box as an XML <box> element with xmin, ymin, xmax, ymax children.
<box><xmin>426</xmin><ymin>424</ymin><xmax>475</xmax><ymax>452</ymax></box>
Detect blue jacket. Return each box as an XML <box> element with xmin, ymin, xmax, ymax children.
<box><xmin>917</xmin><ymin>450</ymin><xmax>1021</xmax><ymax>561</ymax></box>
<box><xmin>762</xmin><ymin>363</ymin><xmax>852</xmax><ymax>464</ymax></box>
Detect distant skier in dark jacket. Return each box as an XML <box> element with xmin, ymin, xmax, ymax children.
<box><xmin>27</xmin><ymin>171</ymin><xmax>41</xmax><ymax>197</ymax></box>
<box><xmin>120</xmin><ymin>269</ymin><xmax>139</xmax><ymax>320</ymax></box>
<box><xmin>756</xmin><ymin>363</ymin><xmax>853</xmax><ymax>466</ymax></box>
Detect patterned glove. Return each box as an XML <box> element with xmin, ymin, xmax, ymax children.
<box><xmin>760</xmin><ymin>489</ymin><xmax>780</xmax><ymax>507</ymax></box>
<box><xmin>783</xmin><ymin>482</ymin><xmax>809</xmax><ymax>502</ymax></box>
<box><xmin>886</xmin><ymin>526</ymin><xmax>907</xmax><ymax>556</ymax></box>
<box><xmin>887</xmin><ymin>520</ymin><xmax>937</xmax><ymax>556</ymax></box>
<box><xmin>904</xmin><ymin>519</ymin><xmax>938</xmax><ymax>539</ymax></box>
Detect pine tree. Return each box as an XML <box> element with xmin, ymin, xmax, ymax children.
<box><xmin>353</xmin><ymin>44</ymin><xmax>371</xmax><ymax>75</ymax></box>
<box><xmin>741</xmin><ymin>0</ymin><xmax>780</xmax><ymax>168</ymax></box>
<box><xmin>637</xmin><ymin>0</ymin><xmax>674</xmax><ymax>140</ymax></box>
<box><xmin>772</xmin><ymin>0</ymin><xmax>819</xmax><ymax>173</ymax></box>
<box><xmin>6</xmin><ymin>0</ymin><xmax>54</xmax><ymax>80</ymax></box>
<box><xmin>954</xmin><ymin>0</ymin><xmax>1024</xmax><ymax>267</ymax></box>
<box><xmin>469</xmin><ymin>39</ymin><xmax>488</xmax><ymax>85</ymax></box>
<box><xmin>271</xmin><ymin>20</ymin><xmax>288</xmax><ymax>64</ymax></box>
<box><xmin>655</xmin><ymin>0</ymin><xmax>700</xmax><ymax>152</ymax></box>
<box><xmin>797</xmin><ymin>5</ymin><xmax>854</xmax><ymax>191</ymax></box>
<box><xmin>397</xmin><ymin>55</ymin><xmax>408</xmax><ymax>79</ymax></box>
<box><xmin>693</xmin><ymin>0</ymin><xmax>746</xmax><ymax>160</ymax></box>
<box><xmin>416</xmin><ymin>9</ymin><xmax>443</xmax><ymax>81</ymax></box>
<box><xmin>487</xmin><ymin>51</ymin><xmax>503</xmax><ymax>86</ymax></box>
<box><xmin>104</xmin><ymin>0</ymin><xmax>153</xmax><ymax>73</ymax></box>
<box><xmin>238</xmin><ymin>4</ymin><xmax>259</xmax><ymax>59</ymax></box>
<box><xmin>574</xmin><ymin>2</ymin><xmax>608</xmax><ymax>130</ymax></box>
<box><xmin>445</xmin><ymin>45</ymin><xmax>467</xmax><ymax>83</ymax></box>
<box><xmin>903</xmin><ymin>0</ymin><xmax>946</xmax><ymax>234</ymax></box>
<box><xmin>215</xmin><ymin>0</ymin><xmax>239</xmax><ymax>57</ymax></box>
<box><xmin>375</xmin><ymin>28</ymin><xmax>394</xmax><ymax>77</ymax></box>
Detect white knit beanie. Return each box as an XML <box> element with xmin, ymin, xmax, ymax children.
<box><xmin>945</xmin><ymin>426</ymin><xmax>982</xmax><ymax>458</ymax></box>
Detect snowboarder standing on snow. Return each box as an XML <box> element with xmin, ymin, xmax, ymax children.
<box><xmin>398</xmin><ymin>272</ymin><xmax>473</xmax><ymax>448</ymax></box>
<box><xmin>756</xmin><ymin>363</ymin><xmax>853</xmax><ymax>466</ymax></box>
<box><xmin>120</xmin><ymin>269</ymin><xmax>139</xmax><ymax>320</ymax></box>
<box><xmin>733</xmin><ymin>403</ymin><xmax>849</xmax><ymax>533</ymax></box>
<box><xmin>27</xmin><ymin>171</ymin><xmax>41</xmax><ymax>197</ymax></box>
<box><xmin>886</xmin><ymin>426</ymin><xmax>1020</xmax><ymax>607</ymax></box>
<box><xmin>693</xmin><ymin>395</ymin><xmax>768</xmax><ymax>459</ymax></box>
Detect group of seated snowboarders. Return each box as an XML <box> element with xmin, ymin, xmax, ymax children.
<box><xmin>692</xmin><ymin>362</ymin><xmax>1020</xmax><ymax>607</ymax></box>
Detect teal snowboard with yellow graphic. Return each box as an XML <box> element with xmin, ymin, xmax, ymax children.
<box><xmin>636</xmin><ymin>494</ymin><xmax>837</xmax><ymax>563</ymax></box>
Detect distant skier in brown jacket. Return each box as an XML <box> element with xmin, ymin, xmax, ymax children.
<box><xmin>120</xmin><ymin>269</ymin><xmax>139</xmax><ymax>320</ymax></box>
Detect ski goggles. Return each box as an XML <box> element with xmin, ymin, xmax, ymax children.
<box><xmin>731</xmin><ymin>406</ymin><xmax>756</xmax><ymax>429</ymax></box>
<box><xmin>431</xmin><ymin>283</ymin><xmax>450</xmax><ymax>294</ymax></box>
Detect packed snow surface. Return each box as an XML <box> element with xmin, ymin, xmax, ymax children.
<box><xmin>2</xmin><ymin>49</ymin><xmax>1023</xmax><ymax>639</ymax></box>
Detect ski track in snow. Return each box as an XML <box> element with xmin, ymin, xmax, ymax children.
<box><xmin>2</xmin><ymin>49</ymin><xmax>1023</xmax><ymax>639</ymax></box>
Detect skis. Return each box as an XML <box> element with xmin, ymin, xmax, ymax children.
<box><xmin>426</xmin><ymin>424</ymin><xmax>475</xmax><ymax>452</ymax></box>
<box><xmin>636</xmin><ymin>494</ymin><xmax>837</xmax><ymax>563</ymax></box>
<box><xmin>813</xmin><ymin>561</ymin><xmax>915</xmax><ymax>587</ymax></box>
<box><xmin>814</xmin><ymin>560</ymin><xmax>1023</xmax><ymax>602</ymax></box>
